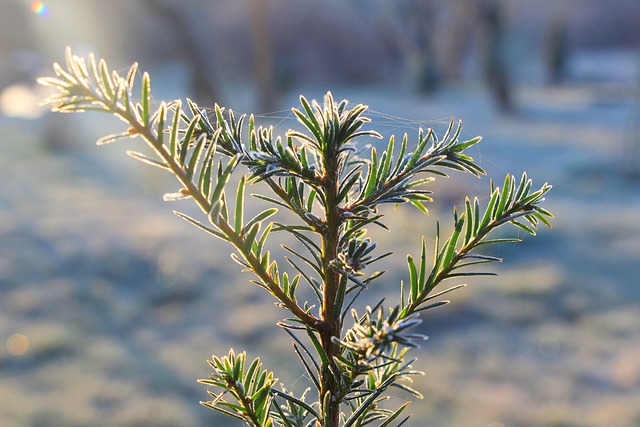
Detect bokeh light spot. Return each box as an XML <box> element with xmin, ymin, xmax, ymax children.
<box><xmin>31</xmin><ymin>1</ymin><xmax>49</xmax><ymax>16</ymax></box>
<box><xmin>0</xmin><ymin>84</ymin><xmax>45</xmax><ymax>119</ymax></box>
<box><xmin>6</xmin><ymin>333</ymin><xmax>30</xmax><ymax>356</ymax></box>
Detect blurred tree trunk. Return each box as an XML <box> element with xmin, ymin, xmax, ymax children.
<box><xmin>140</xmin><ymin>0</ymin><xmax>219</xmax><ymax>105</ymax></box>
<box><xmin>478</xmin><ymin>0</ymin><xmax>513</xmax><ymax>113</ymax></box>
<box><xmin>394</xmin><ymin>0</ymin><xmax>440</xmax><ymax>94</ymax></box>
<box><xmin>545</xmin><ymin>15</ymin><xmax>569</xmax><ymax>85</ymax></box>
<box><xmin>249</xmin><ymin>0</ymin><xmax>277</xmax><ymax>112</ymax></box>
<box><xmin>442</xmin><ymin>0</ymin><xmax>477</xmax><ymax>82</ymax></box>
<box><xmin>0</xmin><ymin>0</ymin><xmax>40</xmax><ymax>87</ymax></box>
<box><xmin>347</xmin><ymin>0</ymin><xmax>441</xmax><ymax>93</ymax></box>
<box><xmin>628</xmin><ymin>50</ymin><xmax>640</xmax><ymax>180</ymax></box>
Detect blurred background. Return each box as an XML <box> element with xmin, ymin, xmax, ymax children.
<box><xmin>1</xmin><ymin>0</ymin><xmax>640</xmax><ymax>426</ymax></box>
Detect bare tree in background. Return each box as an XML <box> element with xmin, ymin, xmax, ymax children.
<box><xmin>249</xmin><ymin>0</ymin><xmax>277</xmax><ymax>112</ymax></box>
<box><xmin>353</xmin><ymin>0</ymin><xmax>442</xmax><ymax>93</ymax></box>
<box><xmin>0</xmin><ymin>0</ymin><xmax>40</xmax><ymax>87</ymax></box>
<box><xmin>441</xmin><ymin>0</ymin><xmax>477</xmax><ymax>82</ymax></box>
<box><xmin>628</xmin><ymin>50</ymin><xmax>640</xmax><ymax>180</ymax></box>
<box><xmin>352</xmin><ymin>0</ymin><xmax>514</xmax><ymax>107</ymax></box>
<box><xmin>478</xmin><ymin>0</ymin><xmax>513</xmax><ymax>112</ymax></box>
<box><xmin>139</xmin><ymin>0</ymin><xmax>219</xmax><ymax>105</ymax></box>
<box><xmin>395</xmin><ymin>0</ymin><xmax>440</xmax><ymax>93</ymax></box>
<box><xmin>545</xmin><ymin>15</ymin><xmax>569</xmax><ymax>85</ymax></box>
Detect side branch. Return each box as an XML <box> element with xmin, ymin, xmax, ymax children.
<box><xmin>40</xmin><ymin>49</ymin><xmax>322</xmax><ymax>331</ymax></box>
<box><xmin>401</xmin><ymin>173</ymin><xmax>552</xmax><ymax>318</ymax></box>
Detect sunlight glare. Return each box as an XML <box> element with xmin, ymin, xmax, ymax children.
<box><xmin>0</xmin><ymin>84</ymin><xmax>45</xmax><ymax>119</ymax></box>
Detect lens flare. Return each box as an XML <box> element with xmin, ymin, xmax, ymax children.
<box><xmin>31</xmin><ymin>1</ymin><xmax>49</xmax><ymax>16</ymax></box>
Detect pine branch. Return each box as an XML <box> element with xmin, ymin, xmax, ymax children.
<box><xmin>345</xmin><ymin>119</ymin><xmax>484</xmax><ymax>217</ymax></box>
<box><xmin>198</xmin><ymin>349</ymin><xmax>278</xmax><ymax>427</ymax></box>
<box><xmin>39</xmin><ymin>48</ymin><xmax>322</xmax><ymax>331</ymax></box>
<box><xmin>400</xmin><ymin>172</ymin><xmax>553</xmax><ymax>318</ymax></box>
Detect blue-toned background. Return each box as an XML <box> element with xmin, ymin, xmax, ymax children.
<box><xmin>1</xmin><ymin>1</ymin><xmax>639</xmax><ymax>426</ymax></box>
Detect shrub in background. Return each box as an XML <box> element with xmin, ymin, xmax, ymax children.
<box><xmin>39</xmin><ymin>49</ymin><xmax>552</xmax><ymax>427</ymax></box>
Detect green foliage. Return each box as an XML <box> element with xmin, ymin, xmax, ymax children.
<box><xmin>199</xmin><ymin>350</ymin><xmax>278</xmax><ymax>426</ymax></box>
<box><xmin>39</xmin><ymin>48</ymin><xmax>553</xmax><ymax>427</ymax></box>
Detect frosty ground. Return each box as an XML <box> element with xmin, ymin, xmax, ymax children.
<box><xmin>1</xmin><ymin>76</ymin><xmax>639</xmax><ymax>426</ymax></box>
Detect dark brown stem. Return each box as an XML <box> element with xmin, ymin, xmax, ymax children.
<box><xmin>318</xmin><ymin>142</ymin><xmax>344</xmax><ymax>427</ymax></box>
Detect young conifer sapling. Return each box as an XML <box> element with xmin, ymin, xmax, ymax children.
<box><xmin>39</xmin><ymin>49</ymin><xmax>553</xmax><ymax>427</ymax></box>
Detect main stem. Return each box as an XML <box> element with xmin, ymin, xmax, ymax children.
<box><xmin>319</xmin><ymin>143</ymin><xmax>343</xmax><ymax>427</ymax></box>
